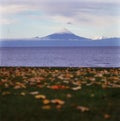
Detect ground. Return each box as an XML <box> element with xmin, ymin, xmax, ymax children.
<box><xmin>0</xmin><ymin>67</ymin><xmax>120</xmax><ymax>121</ymax></box>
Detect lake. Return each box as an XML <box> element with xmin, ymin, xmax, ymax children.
<box><xmin>0</xmin><ymin>47</ymin><xmax>120</xmax><ymax>67</ymax></box>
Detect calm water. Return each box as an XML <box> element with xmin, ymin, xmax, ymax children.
<box><xmin>0</xmin><ymin>47</ymin><xmax>120</xmax><ymax>67</ymax></box>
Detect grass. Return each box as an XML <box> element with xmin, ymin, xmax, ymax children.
<box><xmin>0</xmin><ymin>67</ymin><xmax>120</xmax><ymax>121</ymax></box>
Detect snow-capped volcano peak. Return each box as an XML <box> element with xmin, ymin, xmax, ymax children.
<box><xmin>93</xmin><ymin>36</ymin><xmax>107</xmax><ymax>40</ymax></box>
<box><xmin>56</xmin><ymin>28</ymin><xmax>73</xmax><ymax>34</ymax></box>
<box><xmin>37</xmin><ymin>28</ymin><xmax>91</xmax><ymax>41</ymax></box>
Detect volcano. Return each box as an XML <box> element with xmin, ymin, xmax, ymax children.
<box><xmin>0</xmin><ymin>29</ymin><xmax>120</xmax><ymax>47</ymax></box>
<box><xmin>38</xmin><ymin>28</ymin><xmax>90</xmax><ymax>41</ymax></box>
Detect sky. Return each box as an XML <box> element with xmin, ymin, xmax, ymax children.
<box><xmin>0</xmin><ymin>0</ymin><xmax>120</xmax><ymax>39</ymax></box>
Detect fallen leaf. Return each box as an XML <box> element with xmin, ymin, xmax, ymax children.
<box><xmin>20</xmin><ymin>92</ymin><xmax>26</xmax><ymax>96</ymax></box>
<box><xmin>14</xmin><ymin>85</ymin><xmax>21</xmax><ymax>89</ymax></box>
<box><xmin>66</xmin><ymin>94</ymin><xmax>72</xmax><ymax>98</ymax></box>
<box><xmin>104</xmin><ymin>114</ymin><xmax>111</xmax><ymax>119</ymax></box>
<box><xmin>76</xmin><ymin>106</ymin><xmax>90</xmax><ymax>112</ymax></box>
<box><xmin>50</xmin><ymin>85</ymin><xmax>68</xmax><ymax>90</ymax></box>
<box><xmin>42</xmin><ymin>105</ymin><xmax>51</xmax><ymax>110</ymax></box>
<box><xmin>4</xmin><ymin>83</ymin><xmax>9</xmax><ymax>88</ymax></box>
<box><xmin>35</xmin><ymin>94</ymin><xmax>46</xmax><ymax>99</ymax></box>
<box><xmin>51</xmin><ymin>99</ymin><xmax>65</xmax><ymax>105</ymax></box>
<box><xmin>90</xmin><ymin>93</ymin><xmax>95</xmax><ymax>97</ymax></box>
<box><xmin>30</xmin><ymin>91</ymin><xmax>39</xmax><ymax>95</ymax></box>
<box><xmin>2</xmin><ymin>91</ymin><xmax>11</xmax><ymax>95</ymax></box>
<box><xmin>43</xmin><ymin>99</ymin><xmax>50</xmax><ymax>104</ymax></box>
<box><xmin>72</xmin><ymin>86</ymin><xmax>81</xmax><ymax>91</ymax></box>
<box><xmin>56</xmin><ymin>105</ymin><xmax>62</xmax><ymax>110</ymax></box>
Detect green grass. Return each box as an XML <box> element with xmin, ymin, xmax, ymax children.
<box><xmin>0</xmin><ymin>67</ymin><xmax>120</xmax><ymax>121</ymax></box>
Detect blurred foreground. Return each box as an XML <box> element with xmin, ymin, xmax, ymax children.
<box><xmin>0</xmin><ymin>67</ymin><xmax>120</xmax><ymax>121</ymax></box>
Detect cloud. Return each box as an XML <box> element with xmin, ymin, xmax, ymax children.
<box><xmin>1</xmin><ymin>0</ymin><xmax>119</xmax><ymax>16</ymax></box>
<box><xmin>0</xmin><ymin>4</ymin><xmax>33</xmax><ymax>24</ymax></box>
<box><xmin>0</xmin><ymin>18</ymin><xmax>14</xmax><ymax>24</ymax></box>
<box><xmin>0</xmin><ymin>4</ymin><xmax>34</xmax><ymax>15</ymax></box>
<box><xmin>1</xmin><ymin>0</ymin><xmax>120</xmax><ymax>4</ymax></box>
<box><xmin>0</xmin><ymin>0</ymin><xmax>120</xmax><ymax>26</ymax></box>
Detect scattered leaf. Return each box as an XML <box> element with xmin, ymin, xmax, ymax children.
<box><xmin>56</xmin><ymin>105</ymin><xmax>62</xmax><ymax>110</ymax></box>
<box><xmin>42</xmin><ymin>105</ymin><xmax>51</xmax><ymax>110</ymax></box>
<box><xmin>104</xmin><ymin>114</ymin><xmax>111</xmax><ymax>119</ymax></box>
<box><xmin>35</xmin><ymin>95</ymin><xmax>46</xmax><ymax>99</ymax></box>
<box><xmin>72</xmin><ymin>86</ymin><xmax>81</xmax><ymax>91</ymax></box>
<box><xmin>76</xmin><ymin>106</ymin><xmax>90</xmax><ymax>112</ymax></box>
<box><xmin>51</xmin><ymin>99</ymin><xmax>65</xmax><ymax>105</ymax></box>
<box><xmin>20</xmin><ymin>92</ymin><xmax>26</xmax><ymax>96</ymax></box>
<box><xmin>66</xmin><ymin>94</ymin><xmax>72</xmax><ymax>98</ymax></box>
<box><xmin>30</xmin><ymin>91</ymin><xmax>39</xmax><ymax>95</ymax></box>
<box><xmin>2</xmin><ymin>91</ymin><xmax>11</xmax><ymax>95</ymax></box>
<box><xmin>43</xmin><ymin>99</ymin><xmax>50</xmax><ymax>104</ymax></box>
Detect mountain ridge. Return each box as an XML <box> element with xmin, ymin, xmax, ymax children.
<box><xmin>0</xmin><ymin>29</ymin><xmax>120</xmax><ymax>47</ymax></box>
<box><xmin>35</xmin><ymin>28</ymin><xmax>91</xmax><ymax>41</ymax></box>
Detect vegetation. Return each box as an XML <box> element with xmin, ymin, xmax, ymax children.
<box><xmin>0</xmin><ymin>67</ymin><xmax>120</xmax><ymax>121</ymax></box>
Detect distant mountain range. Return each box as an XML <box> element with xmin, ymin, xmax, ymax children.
<box><xmin>0</xmin><ymin>29</ymin><xmax>120</xmax><ymax>47</ymax></box>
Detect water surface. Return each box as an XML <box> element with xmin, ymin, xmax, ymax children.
<box><xmin>0</xmin><ymin>47</ymin><xmax>120</xmax><ymax>67</ymax></box>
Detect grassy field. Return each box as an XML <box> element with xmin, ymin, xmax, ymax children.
<box><xmin>0</xmin><ymin>67</ymin><xmax>120</xmax><ymax>121</ymax></box>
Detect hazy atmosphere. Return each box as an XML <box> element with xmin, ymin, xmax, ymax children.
<box><xmin>0</xmin><ymin>1</ymin><xmax>120</xmax><ymax>121</ymax></box>
<box><xmin>0</xmin><ymin>0</ymin><xmax>120</xmax><ymax>39</ymax></box>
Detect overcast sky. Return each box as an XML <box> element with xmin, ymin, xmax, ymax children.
<box><xmin>0</xmin><ymin>0</ymin><xmax>120</xmax><ymax>39</ymax></box>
